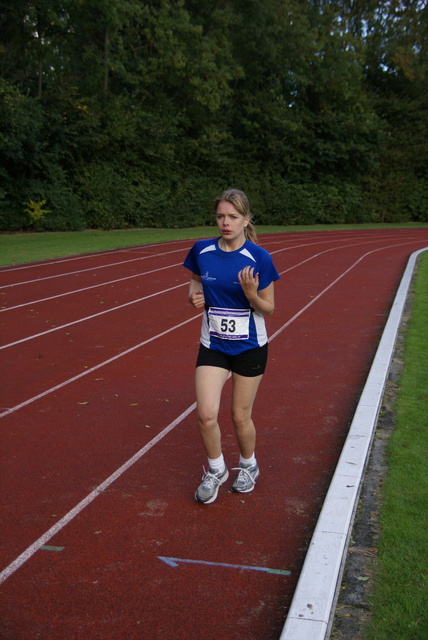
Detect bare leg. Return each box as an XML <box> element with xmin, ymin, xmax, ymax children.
<box><xmin>195</xmin><ymin>365</ymin><xmax>230</xmax><ymax>459</ymax></box>
<box><xmin>231</xmin><ymin>372</ymin><xmax>263</xmax><ymax>459</ymax></box>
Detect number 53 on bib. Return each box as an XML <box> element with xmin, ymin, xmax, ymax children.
<box><xmin>208</xmin><ymin>307</ymin><xmax>251</xmax><ymax>340</ymax></box>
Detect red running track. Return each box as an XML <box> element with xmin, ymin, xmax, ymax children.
<box><xmin>1</xmin><ymin>228</ymin><xmax>427</xmax><ymax>640</ymax></box>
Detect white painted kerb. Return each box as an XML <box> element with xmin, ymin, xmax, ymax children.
<box><xmin>280</xmin><ymin>247</ymin><xmax>428</xmax><ymax>640</ymax></box>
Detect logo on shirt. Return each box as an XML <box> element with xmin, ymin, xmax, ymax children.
<box><xmin>201</xmin><ymin>271</ymin><xmax>216</xmax><ymax>281</ymax></box>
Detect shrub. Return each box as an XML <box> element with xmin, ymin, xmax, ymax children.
<box><xmin>23</xmin><ymin>199</ymin><xmax>51</xmax><ymax>229</ymax></box>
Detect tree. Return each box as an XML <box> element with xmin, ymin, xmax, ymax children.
<box><xmin>363</xmin><ymin>0</ymin><xmax>428</xmax><ymax>221</ymax></box>
<box><xmin>1</xmin><ymin>0</ymin><xmax>427</xmax><ymax>229</ymax></box>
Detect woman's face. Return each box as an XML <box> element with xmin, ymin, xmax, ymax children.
<box><xmin>215</xmin><ymin>201</ymin><xmax>248</xmax><ymax>244</ymax></box>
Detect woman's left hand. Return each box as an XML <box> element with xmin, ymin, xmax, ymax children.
<box><xmin>238</xmin><ymin>266</ymin><xmax>259</xmax><ymax>300</ymax></box>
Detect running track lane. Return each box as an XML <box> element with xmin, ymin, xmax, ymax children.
<box><xmin>1</xmin><ymin>228</ymin><xmax>427</xmax><ymax>640</ymax></box>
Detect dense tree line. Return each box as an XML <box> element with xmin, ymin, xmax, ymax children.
<box><xmin>0</xmin><ymin>0</ymin><xmax>427</xmax><ymax>231</ymax></box>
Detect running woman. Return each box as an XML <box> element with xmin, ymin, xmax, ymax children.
<box><xmin>183</xmin><ymin>188</ymin><xmax>280</xmax><ymax>504</ymax></box>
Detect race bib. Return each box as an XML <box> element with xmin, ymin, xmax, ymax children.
<box><xmin>208</xmin><ymin>307</ymin><xmax>251</xmax><ymax>340</ymax></box>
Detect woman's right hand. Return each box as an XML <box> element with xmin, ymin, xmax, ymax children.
<box><xmin>189</xmin><ymin>289</ymin><xmax>205</xmax><ymax>309</ymax></box>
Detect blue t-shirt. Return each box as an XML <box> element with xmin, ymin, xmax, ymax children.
<box><xmin>183</xmin><ymin>238</ymin><xmax>280</xmax><ymax>354</ymax></box>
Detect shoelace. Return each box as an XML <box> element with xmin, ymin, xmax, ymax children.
<box><xmin>232</xmin><ymin>467</ymin><xmax>256</xmax><ymax>486</ymax></box>
<box><xmin>201</xmin><ymin>468</ymin><xmax>222</xmax><ymax>490</ymax></box>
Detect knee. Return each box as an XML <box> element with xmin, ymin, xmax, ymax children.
<box><xmin>197</xmin><ymin>407</ymin><xmax>218</xmax><ymax>431</ymax></box>
<box><xmin>231</xmin><ymin>407</ymin><xmax>250</xmax><ymax>432</ymax></box>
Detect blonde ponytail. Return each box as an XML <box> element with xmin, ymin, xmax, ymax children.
<box><xmin>244</xmin><ymin>221</ymin><xmax>257</xmax><ymax>244</ymax></box>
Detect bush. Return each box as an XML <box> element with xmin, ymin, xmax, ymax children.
<box><xmin>166</xmin><ymin>175</ymin><xmax>224</xmax><ymax>228</ymax></box>
<box><xmin>77</xmin><ymin>163</ymin><xmax>130</xmax><ymax>229</ymax></box>
<box><xmin>23</xmin><ymin>199</ymin><xmax>51</xmax><ymax>229</ymax></box>
<box><xmin>403</xmin><ymin>179</ymin><xmax>428</xmax><ymax>222</ymax></box>
<box><xmin>0</xmin><ymin>194</ymin><xmax>27</xmax><ymax>231</ymax></box>
<box><xmin>253</xmin><ymin>177</ymin><xmax>372</xmax><ymax>226</ymax></box>
<box><xmin>40</xmin><ymin>186</ymin><xmax>85</xmax><ymax>231</ymax></box>
<box><xmin>124</xmin><ymin>174</ymin><xmax>171</xmax><ymax>228</ymax></box>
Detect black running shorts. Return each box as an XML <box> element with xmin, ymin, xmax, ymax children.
<box><xmin>196</xmin><ymin>343</ymin><xmax>268</xmax><ymax>377</ymax></box>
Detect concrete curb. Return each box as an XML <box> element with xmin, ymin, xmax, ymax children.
<box><xmin>280</xmin><ymin>247</ymin><xmax>428</xmax><ymax>640</ymax></box>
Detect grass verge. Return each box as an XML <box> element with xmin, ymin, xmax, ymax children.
<box><xmin>366</xmin><ymin>250</ymin><xmax>428</xmax><ymax>640</ymax></box>
<box><xmin>1</xmin><ymin>223</ymin><xmax>427</xmax><ymax>266</ymax></box>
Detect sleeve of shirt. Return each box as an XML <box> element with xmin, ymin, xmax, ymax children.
<box><xmin>258</xmin><ymin>250</ymin><xmax>281</xmax><ymax>290</ymax></box>
<box><xmin>183</xmin><ymin>244</ymin><xmax>200</xmax><ymax>275</ymax></box>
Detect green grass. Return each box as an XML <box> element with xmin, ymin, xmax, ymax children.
<box><xmin>366</xmin><ymin>251</ymin><xmax>428</xmax><ymax>640</ymax></box>
<box><xmin>0</xmin><ymin>228</ymin><xmax>215</xmax><ymax>266</ymax></box>
<box><xmin>1</xmin><ymin>222</ymin><xmax>427</xmax><ymax>266</ymax></box>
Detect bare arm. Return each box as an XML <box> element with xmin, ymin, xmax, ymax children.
<box><xmin>238</xmin><ymin>266</ymin><xmax>275</xmax><ymax>317</ymax></box>
<box><xmin>188</xmin><ymin>274</ymin><xmax>205</xmax><ymax>309</ymax></box>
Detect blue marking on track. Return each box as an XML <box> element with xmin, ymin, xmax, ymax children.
<box><xmin>158</xmin><ymin>556</ymin><xmax>290</xmax><ymax>575</ymax></box>
<box><xmin>41</xmin><ymin>545</ymin><xmax>64</xmax><ymax>551</ymax></box>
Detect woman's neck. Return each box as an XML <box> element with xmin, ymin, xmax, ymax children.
<box><xmin>218</xmin><ymin>235</ymin><xmax>246</xmax><ymax>252</ymax></box>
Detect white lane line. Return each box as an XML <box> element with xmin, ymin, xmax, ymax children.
<box><xmin>0</xmin><ymin>238</ymin><xmax>380</xmax><ymax>347</ymax></box>
<box><xmin>0</xmin><ymin>313</ymin><xmax>201</xmax><ymax>419</ymax></box>
<box><xmin>0</xmin><ymin>233</ymin><xmax>398</xmax><ymax>310</ymax></box>
<box><xmin>0</xmin><ymin>262</ymin><xmax>183</xmax><ymax>313</ymax></box>
<box><xmin>0</xmin><ymin>281</ymin><xmax>188</xmax><ymax>350</ymax></box>
<box><xmin>0</xmin><ymin>240</ymin><xmax>420</xmax><ymax>408</ymax></box>
<box><xmin>0</xmin><ymin>402</ymin><xmax>197</xmax><ymax>585</ymax></box>
<box><xmin>274</xmin><ymin>236</ymin><xmax>405</xmax><ymax>274</ymax></box>
<box><xmin>265</xmin><ymin>229</ymin><xmax>423</xmax><ymax>247</ymax></box>
<box><xmin>271</xmin><ymin>240</ymin><xmax>423</xmax><ymax>339</ymax></box>
<box><xmin>0</xmin><ymin>240</ymin><xmax>425</xmax><ymax>586</ymax></box>
<box><xmin>280</xmin><ymin>248</ymin><xmax>428</xmax><ymax>640</ymax></box>
<box><xmin>1</xmin><ymin>230</ymin><xmax>396</xmax><ymax>290</ymax></box>
<box><xmin>0</xmin><ymin>237</ymin><xmax>331</xmax><ymax>291</ymax></box>
<box><xmin>0</xmin><ymin>247</ymin><xmax>188</xmax><ymax>289</ymax></box>
<box><xmin>0</xmin><ymin>240</ymin><xmax>193</xmax><ymax>273</ymax></box>
<box><xmin>0</xmin><ymin>233</ymin><xmax>314</xmax><ymax>275</ymax></box>
<box><xmin>1</xmin><ymin>228</ymin><xmax>421</xmax><ymax>280</ymax></box>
